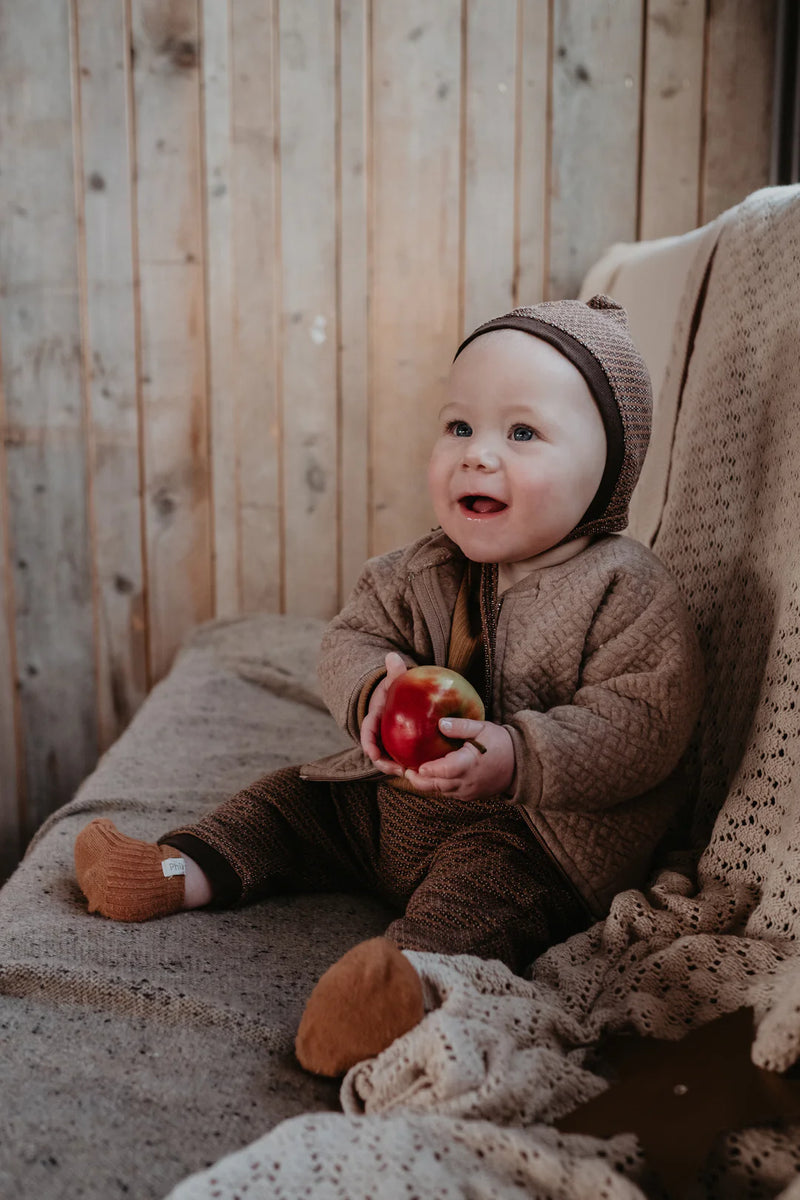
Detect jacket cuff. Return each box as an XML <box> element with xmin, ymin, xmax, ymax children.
<box><xmin>504</xmin><ymin>724</ymin><xmax>543</xmax><ymax>808</ymax></box>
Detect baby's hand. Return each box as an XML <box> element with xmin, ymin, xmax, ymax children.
<box><xmin>360</xmin><ymin>652</ymin><xmax>408</xmax><ymax>777</ymax></box>
<box><xmin>403</xmin><ymin>718</ymin><xmax>516</xmax><ymax>802</ymax></box>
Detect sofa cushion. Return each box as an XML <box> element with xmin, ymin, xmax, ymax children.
<box><xmin>0</xmin><ymin>613</ymin><xmax>394</xmax><ymax>1200</ymax></box>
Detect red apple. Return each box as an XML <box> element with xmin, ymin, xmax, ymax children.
<box><xmin>380</xmin><ymin>665</ymin><xmax>485</xmax><ymax>771</ymax></box>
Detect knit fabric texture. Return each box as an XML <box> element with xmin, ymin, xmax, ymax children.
<box><xmin>164</xmin><ymin>186</ymin><xmax>800</xmax><ymax>1200</ymax></box>
<box><xmin>311</xmin><ymin>528</ymin><xmax>704</xmax><ymax>917</ymax></box>
<box><xmin>74</xmin><ymin>817</ymin><xmax>186</xmax><ymax>921</ymax></box>
<box><xmin>455</xmin><ymin>295</ymin><xmax>653</xmax><ymax>543</ymax></box>
<box><xmin>161</xmin><ymin>765</ymin><xmax>587</xmax><ymax>972</ymax></box>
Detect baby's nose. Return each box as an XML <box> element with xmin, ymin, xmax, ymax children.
<box><xmin>462</xmin><ymin>439</ymin><xmax>500</xmax><ymax>470</ymax></box>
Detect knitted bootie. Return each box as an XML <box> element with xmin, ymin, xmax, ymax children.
<box><xmin>295</xmin><ymin>937</ymin><xmax>425</xmax><ymax>1077</ymax></box>
<box><xmin>74</xmin><ymin>818</ymin><xmax>186</xmax><ymax>921</ymax></box>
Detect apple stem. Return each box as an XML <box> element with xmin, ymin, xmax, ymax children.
<box><xmin>467</xmin><ymin>739</ymin><xmax>487</xmax><ymax>755</ymax></box>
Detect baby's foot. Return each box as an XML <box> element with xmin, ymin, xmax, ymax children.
<box><xmin>295</xmin><ymin>937</ymin><xmax>425</xmax><ymax>1076</ymax></box>
<box><xmin>74</xmin><ymin>818</ymin><xmax>186</xmax><ymax>921</ymax></box>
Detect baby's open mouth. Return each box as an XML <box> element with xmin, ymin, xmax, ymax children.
<box><xmin>459</xmin><ymin>495</ymin><xmax>508</xmax><ymax>514</ymax></box>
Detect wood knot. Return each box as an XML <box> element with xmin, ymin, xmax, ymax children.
<box><xmin>153</xmin><ymin>487</ymin><xmax>177</xmax><ymax>519</ymax></box>
<box><xmin>162</xmin><ymin>36</ymin><xmax>197</xmax><ymax>70</ymax></box>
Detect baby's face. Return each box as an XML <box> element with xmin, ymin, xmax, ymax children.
<box><xmin>428</xmin><ymin>329</ymin><xmax>607</xmax><ymax>564</ymax></box>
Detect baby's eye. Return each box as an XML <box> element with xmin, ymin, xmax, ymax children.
<box><xmin>510</xmin><ymin>424</ymin><xmax>536</xmax><ymax>442</ymax></box>
<box><xmin>446</xmin><ymin>420</ymin><xmax>473</xmax><ymax>437</ymax></box>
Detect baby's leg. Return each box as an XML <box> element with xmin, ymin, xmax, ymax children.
<box><xmin>73</xmin><ymin>818</ymin><xmax>207</xmax><ymax>921</ymax></box>
<box><xmin>74</xmin><ymin>766</ymin><xmax>379</xmax><ymax>922</ymax></box>
<box><xmin>387</xmin><ymin>816</ymin><xmax>588</xmax><ymax>973</ymax></box>
<box><xmin>296</xmin><ymin>808</ymin><xmax>588</xmax><ymax>1076</ymax></box>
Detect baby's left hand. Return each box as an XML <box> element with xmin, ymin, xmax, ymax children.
<box><xmin>403</xmin><ymin>718</ymin><xmax>516</xmax><ymax>802</ymax></box>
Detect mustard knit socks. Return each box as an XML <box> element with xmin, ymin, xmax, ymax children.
<box><xmin>74</xmin><ymin>818</ymin><xmax>185</xmax><ymax>922</ymax></box>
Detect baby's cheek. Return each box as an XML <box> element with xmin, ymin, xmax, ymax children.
<box><xmin>520</xmin><ymin>474</ymin><xmax>557</xmax><ymax>507</ymax></box>
<box><xmin>427</xmin><ymin>456</ymin><xmax>448</xmax><ymax>510</ymax></box>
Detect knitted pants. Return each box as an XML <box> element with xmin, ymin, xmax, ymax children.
<box><xmin>163</xmin><ymin>766</ymin><xmax>589</xmax><ymax>974</ymax></box>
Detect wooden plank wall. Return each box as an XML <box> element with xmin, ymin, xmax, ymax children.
<box><xmin>0</xmin><ymin>0</ymin><xmax>778</xmax><ymax>879</ymax></box>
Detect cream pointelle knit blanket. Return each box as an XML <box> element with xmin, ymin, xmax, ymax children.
<box><xmin>167</xmin><ymin>187</ymin><xmax>800</xmax><ymax>1200</ymax></box>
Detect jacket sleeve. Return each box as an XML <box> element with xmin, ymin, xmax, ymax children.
<box><xmin>317</xmin><ymin>548</ymin><xmax>423</xmax><ymax>739</ymax></box>
<box><xmin>507</xmin><ymin>568</ymin><xmax>705</xmax><ymax>814</ymax></box>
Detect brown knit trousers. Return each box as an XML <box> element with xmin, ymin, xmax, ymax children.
<box><xmin>163</xmin><ymin>766</ymin><xmax>589</xmax><ymax>974</ymax></box>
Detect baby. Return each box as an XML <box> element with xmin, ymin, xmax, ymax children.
<box><xmin>74</xmin><ymin>296</ymin><xmax>704</xmax><ymax>1076</ymax></box>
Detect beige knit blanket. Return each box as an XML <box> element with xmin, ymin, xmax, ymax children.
<box><xmin>166</xmin><ymin>185</ymin><xmax>800</xmax><ymax>1199</ymax></box>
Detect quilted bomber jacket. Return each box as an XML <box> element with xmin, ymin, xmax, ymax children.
<box><xmin>301</xmin><ymin>528</ymin><xmax>705</xmax><ymax>917</ymax></box>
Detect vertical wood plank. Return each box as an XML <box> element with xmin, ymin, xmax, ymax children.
<box><xmin>279</xmin><ymin>3</ymin><xmax>339</xmax><ymax>617</ymax></box>
<box><xmin>75</xmin><ymin>0</ymin><xmax>148</xmax><ymax>748</ymax></box>
<box><xmin>370</xmin><ymin>3</ymin><xmax>463</xmax><ymax>555</ymax></box>
<box><xmin>0</xmin><ymin>0</ymin><xmax>98</xmax><ymax>836</ymax></box>
<box><xmin>131</xmin><ymin>0</ymin><xmax>212</xmax><ymax>680</ymax></box>
<box><xmin>339</xmin><ymin>0</ymin><xmax>370</xmax><ymax>602</ymax></box>
<box><xmin>702</xmin><ymin>0</ymin><xmax>777</xmax><ymax>224</ymax></box>
<box><xmin>462</xmin><ymin>0</ymin><xmax>518</xmax><ymax>335</ymax></box>
<box><xmin>639</xmin><ymin>0</ymin><xmax>705</xmax><ymax>239</ymax></box>
<box><xmin>0</xmin><ymin>369</ymin><xmax>22</xmax><ymax>880</ymax></box>
<box><xmin>516</xmin><ymin>0</ymin><xmax>551</xmax><ymax>307</ymax></box>
<box><xmin>202</xmin><ymin>0</ymin><xmax>239</xmax><ymax>618</ymax></box>
<box><xmin>549</xmin><ymin>0</ymin><xmax>643</xmax><ymax>299</ymax></box>
<box><xmin>231</xmin><ymin>0</ymin><xmax>282</xmax><ymax>615</ymax></box>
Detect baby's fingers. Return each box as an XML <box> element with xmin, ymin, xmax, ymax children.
<box><xmin>417</xmin><ymin>741</ymin><xmax>482</xmax><ymax>779</ymax></box>
<box><xmin>439</xmin><ymin>717</ymin><xmax>486</xmax><ymax>744</ymax></box>
<box><xmin>361</xmin><ymin>718</ymin><xmax>382</xmax><ymax>762</ymax></box>
<box><xmin>438</xmin><ymin>717</ymin><xmax>488</xmax><ymax>759</ymax></box>
<box><xmin>374</xmin><ymin>756</ymin><xmax>405</xmax><ymax>776</ymax></box>
<box><xmin>361</xmin><ymin>716</ymin><xmax>403</xmax><ymax>775</ymax></box>
<box><xmin>384</xmin><ymin>652</ymin><xmax>408</xmax><ymax>683</ymax></box>
<box><xmin>401</xmin><ymin>768</ymin><xmax>446</xmax><ymax>793</ymax></box>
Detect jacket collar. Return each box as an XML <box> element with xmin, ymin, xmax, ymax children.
<box><xmin>404</xmin><ymin>528</ymin><xmax>466</xmax><ymax>576</ymax></box>
<box><xmin>405</xmin><ymin>528</ymin><xmax>617</xmax><ymax>590</ymax></box>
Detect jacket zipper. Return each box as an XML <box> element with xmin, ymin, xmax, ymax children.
<box><xmin>416</xmin><ymin>571</ymin><xmax>450</xmax><ymax>666</ymax></box>
<box><xmin>480</xmin><ymin>562</ymin><xmax>592</xmax><ymax>919</ymax></box>
<box><xmin>479</xmin><ymin>563</ymin><xmax>500</xmax><ymax>719</ymax></box>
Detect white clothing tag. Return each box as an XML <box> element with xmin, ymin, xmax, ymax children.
<box><xmin>161</xmin><ymin>857</ymin><xmax>186</xmax><ymax>879</ymax></box>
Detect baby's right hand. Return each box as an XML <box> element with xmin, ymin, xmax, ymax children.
<box><xmin>360</xmin><ymin>652</ymin><xmax>408</xmax><ymax>777</ymax></box>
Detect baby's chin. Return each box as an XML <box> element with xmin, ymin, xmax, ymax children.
<box><xmin>446</xmin><ymin>532</ymin><xmax>575</xmax><ymax>571</ymax></box>
<box><xmin>444</xmin><ymin>538</ymin><xmax>523</xmax><ymax>565</ymax></box>
<box><xmin>437</xmin><ymin>530</ymin><xmax>520</xmax><ymax>563</ymax></box>
<box><xmin>435</xmin><ymin>515</ymin><xmax>561</xmax><ymax>565</ymax></box>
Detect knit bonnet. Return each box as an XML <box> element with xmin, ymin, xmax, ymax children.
<box><xmin>453</xmin><ymin>295</ymin><xmax>652</xmax><ymax>544</ymax></box>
